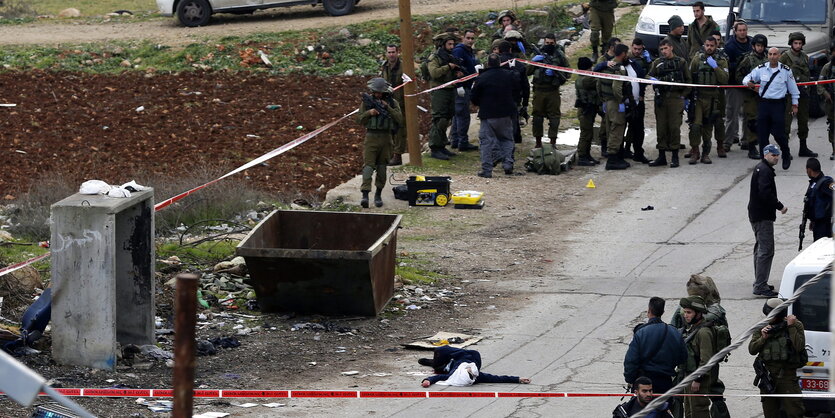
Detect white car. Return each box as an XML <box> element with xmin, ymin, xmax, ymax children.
<box><xmin>778</xmin><ymin>237</ymin><xmax>834</xmax><ymax>415</ymax></box>
<box><xmin>157</xmin><ymin>0</ymin><xmax>357</xmax><ymax>27</ymax></box>
<box><xmin>634</xmin><ymin>0</ymin><xmax>733</xmax><ymax>53</ymax></box>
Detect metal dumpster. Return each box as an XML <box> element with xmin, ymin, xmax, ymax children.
<box><xmin>236</xmin><ymin>210</ymin><xmax>401</xmax><ymax>316</ymax></box>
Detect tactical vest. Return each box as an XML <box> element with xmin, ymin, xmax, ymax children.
<box><xmin>782</xmin><ymin>51</ymin><xmax>811</xmax><ymax>81</ymax></box>
<box><xmin>738</xmin><ymin>52</ymin><xmax>766</xmax><ymax>82</ymax></box>
<box><xmin>761</xmin><ymin>330</ymin><xmax>791</xmax><ymax>362</ymax></box>
<box><xmin>822</xmin><ymin>62</ymin><xmax>835</xmax><ymax>95</ymax></box>
<box><xmin>655</xmin><ymin>57</ymin><xmax>685</xmax><ymax>92</ymax></box>
<box><xmin>364</xmin><ymin>98</ymin><xmax>396</xmax><ymax>131</ymax></box>
<box><xmin>575</xmin><ymin>75</ymin><xmax>599</xmax><ymax>108</ymax></box>
<box><xmin>807</xmin><ymin>176</ymin><xmax>834</xmax><ymax>220</ymax></box>
<box><xmin>597</xmin><ymin>65</ymin><xmax>624</xmax><ymax>100</ymax></box>
<box><xmin>532</xmin><ymin>55</ymin><xmax>566</xmax><ymax>88</ymax></box>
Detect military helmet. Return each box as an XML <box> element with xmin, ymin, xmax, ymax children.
<box><xmin>497</xmin><ymin>9</ymin><xmax>516</xmax><ymax>23</ymax></box>
<box><xmin>751</xmin><ymin>34</ymin><xmax>768</xmax><ymax>48</ymax></box>
<box><xmin>679</xmin><ymin>295</ymin><xmax>708</xmax><ymax>313</ymax></box>
<box><xmin>503</xmin><ymin>30</ymin><xmax>524</xmax><ymax>41</ymax></box>
<box><xmin>762</xmin><ymin>298</ymin><xmax>786</xmax><ymax>316</ymax></box>
<box><xmin>433</xmin><ymin>32</ymin><xmax>458</xmax><ymax>46</ymax></box>
<box><xmin>788</xmin><ymin>32</ymin><xmax>806</xmax><ymax>46</ymax></box>
<box><xmin>367</xmin><ymin>77</ymin><xmax>392</xmax><ymax>94</ymax></box>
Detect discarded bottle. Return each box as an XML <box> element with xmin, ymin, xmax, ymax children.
<box><xmin>265</xmin><ymin>105</ymin><xmax>281</xmax><ymax>110</ymax></box>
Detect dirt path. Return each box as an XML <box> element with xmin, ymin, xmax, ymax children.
<box><xmin>0</xmin><ymin>0</ymin><xmax>551</xmax><ymax>46</ymax></box>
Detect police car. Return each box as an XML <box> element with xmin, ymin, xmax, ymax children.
<box><xmin>777</xmin><ymin>237</ymin><xmax>834</xmax><ymax>414</ymax></box>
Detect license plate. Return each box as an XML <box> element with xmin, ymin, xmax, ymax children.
<box><xmin>800</xmin><ymin>378</ymin><xmax>829</xmax><ymax>391</ymax></box>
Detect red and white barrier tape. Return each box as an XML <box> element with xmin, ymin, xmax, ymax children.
<box><xmin>0</xmin><ymin>79</ymin><xmax>416</xmax><ymax>277</ymax></box>
<box><xmin>5</xmin><ymin>388</ymin><xmax>834</xmax><ymax>399</ymax></box>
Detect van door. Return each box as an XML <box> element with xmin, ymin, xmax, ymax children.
<box><xmin>790</xmin><ymin>272</ymin><xmax>831</xmax><ymax>393</ymax></box>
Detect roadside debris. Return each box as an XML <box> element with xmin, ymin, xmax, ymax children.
<box><xmin>405</xmin><ymin>332</ymin><xmax>481</xmax><ymax>350</ymax></box>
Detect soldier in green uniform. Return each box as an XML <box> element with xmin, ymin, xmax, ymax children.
<box><xmin>688</xmin><ymin>37</ymin><xmax>729</xmax><ymax>164</ymax></box>
<box><xmin>678</xmin><ymin>295</ymin><xmax>715</xmax><ymax>418</ymax></box>
<box><xmin>816</xmin><ymin>41</ymin><xmax>835</xmax><ymax>160</ymax></box>
<box><xmin>380</xmin><ymin>44</ymin><xmax>406</xmax><ymax>166</ymax></box>
<box><xmin>597</xmin><ymin>44</ymin><xmax>630</xmax><ymax>170</ymax></box>
<box><xmin>589</xmin><ymin>0</ymin><xmax>617</xmax><ymax>62</ymax></box>
<box><xmin>780</xmin><ymin>32</ymin><xmax>818</xmax><ymax>158</ymax></box>
<box><xmin>748</xmin><ymin>298</ymin><xmax>806</xmax><ymax>418</ymax></box>
<box><xmin>356</xmin><ymin>78</ymin><xmax>403</xmax><ymax>208</ymax></box>
<box><xmin>736</xmin><ymin>34</ymin><xmax>769</xmax><ymax>159</ymax></box>
<box><xmin>427</xmin><ymin>32</ymin><xmax>464</xmax><ymax>160</ymax></box>
<box><xmin>687</xmin><ymin>2</ymin><xmax>720</xmax><ymax>58</ymax></box>
<box><xmin>594</xmin><ymin>37</ymin><xmax>621</xmax><ymax>157</ymax></box>
<box><xmin>648</xmin><ymin>39</ymin><xmax>691</xmax><ymax>168</ymax></box>
<box><xmin>528</xmin><ymin>34</ymin><xmax>569</xmax><ymax>149</ymax></box>
<box><xmin>664</xmin><ymin>15</ymin><xmax>689</xmax><ymax>63</ymax></box>
<box><xmin>575</xmin><ymin>57</ymin><xmax>602</xmax><ymax>166</ymax></box>
<box><xmin>492</xmin><ymin>10</ymin><xmax>517</xmax><ymax>40</ymax></box>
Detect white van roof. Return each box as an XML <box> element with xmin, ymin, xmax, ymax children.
<box><xmin>787</xmin><ymin>237</ymin><xmax>834</xmax><ymax>271</ymax></box>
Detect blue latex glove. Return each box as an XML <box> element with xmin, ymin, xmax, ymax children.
<box><xmin>618</xmin><ymin>103</ymin><xmax>626</xmax><ymax>113</ymax></box>
<box><xmin>649</xmin><ymin>77</ymin><xmax>658</xmax><ymax>81</ymax></box>
<box><xmin>532</xmin><ymin>55</ymin><xmax>545</xmax><ymax>62</ymax></box>
<box><xmin>684</xmin><ymin>99</ymin><xmax>690</xmax><ymax>109</ymax></box>
<box><xmin>642</xmin><ymin>50</ymin><xmax>651</xmax><ymax>63</ymax></box>
<box><xmin>545</xmin><ymin>69</ymin><xmax>555</xmax><ymax>76</ymax></box>
<box><xmin>517</xmin><ymin>41</ymin><xmax>526</xmax><ymax>55</ymax></box>
<box><xmin>602</xmin><ymin>102</ymin><xmax>607</xmax><ymax>114</ymax></box>
<box><xmin>706</xmin><ymin>56</ymin><xmax>718</xmax><ymax>69</ymax></box>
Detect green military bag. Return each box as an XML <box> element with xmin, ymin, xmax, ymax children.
<box><xmin>524</xmin><ymin>144</ymin><xmax>564</xmax><ymax>175</ymax></box>
<box><xmin>419</xmin><ymin>53</ymin><xmax>434</xmax><ymax>82</ymax></box>
<box><xmin>712</xmin><ymin>324</ymin><xmax>732</xmax><ymax>362</ymax></box>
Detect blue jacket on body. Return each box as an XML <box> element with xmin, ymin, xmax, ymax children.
<box><xmin>452</xmin><ymin>43</ymin><xmax>478</xmax><ymax>88</ymax></box>
<box><xmin>623</xmin><ymin>318</ymin><xmax>687</xmax><ymax>384</ymax></box>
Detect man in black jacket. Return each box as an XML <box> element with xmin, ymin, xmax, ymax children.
<box><xmin>471</xmin><ymin>53</ymin><xmax>521</xmax><ymax>178</ymax></box>
<box><xmin>612</xmin><ymin>376</ymin><xmax>674</xmax><ymax>418</ymax></box>
<box><xmin>748</xmin><ymin>144</ymin><xmax>788</xmax><ymax>297</ymax></box>
<box><xmin>623</xmin><ymin>297</ymin><xmax>687</xmax><ymax>393</ymax></box>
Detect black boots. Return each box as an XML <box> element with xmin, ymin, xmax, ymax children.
<box><xmin>592</xmin><ymin>46</ymin><xmax>599</xmax><ymax>63</ymax></box>
<box><xmin>670</xmin><ymin>151</ymin><xmax>680</xmax><ymax>168</ymax></box>
<box><xmin>798</xmin><ymin>140</ymin><xmax>818</xmax><ymax>157</ymax></box>
<box><xmin>360</xmin><ymin>191</ymin><xmax>369</xmax><ymax>208</ymax></box>
<box><xmin>374</xmin><ymin>189</ymin><xmax>383</xmax><ymax>207</ymax></box>
<box><xmin>748</xmin><ymin>145</ymin><xmax>760</xmax><ymax>159</ymax></box>
<box><xmin>605</xmin><ymin>155</ymin><xmax>630</xmax><ymax>170</ymax></box>
<box><xmin>648</xmin><ymin>151</ymin><xmax>667</xmax><ymax>167</ymax></box>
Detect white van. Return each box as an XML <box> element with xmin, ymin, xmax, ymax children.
<box><xmin>778</xmin><ymin>237</ymin><xmax>834</xmax><ymax>414</ymax></box>
<box><xmin>634</xmin><ymin>0</ymin><xmax>734</xmax><ymax>53</ymax></box>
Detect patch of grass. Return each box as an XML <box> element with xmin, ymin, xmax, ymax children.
<box><xmin>157</xmin><ymin>240</ymin><xmax>238</xmax><ymax>266</ymax></box>
<box><xmin>31</xmin><ymin>0</ymin><xmax>156</xmax><ymax>16</ymax></box>
<box><xmin>396</xmin><ymin>263</ymin><xmax>446</xmax><ymax>285</ymax></box>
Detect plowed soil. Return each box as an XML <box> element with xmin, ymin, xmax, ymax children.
<box><xmin>0</xmin><ymin>71</ymin><xmax>426</xmax><ymax>199</ymax></box>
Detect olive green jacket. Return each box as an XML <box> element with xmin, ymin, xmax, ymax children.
<box><xmin>689</xmin><ymin>51</ymin><xmax>729</xmax><ymax>97</ymax></box>
<box><xmin>688</xmin><ymin>16</ymin><xmax>720</xmax><ymax>58</ymax></box>
<box><xmin>780</xmin><ymin>49</ymin><xmax>811</xmax><ymax>82</ymax></box>
<box><xmin>379</xmin><ymin>58</ymin><xmax>405</xmax><ymax>106</ymax></box>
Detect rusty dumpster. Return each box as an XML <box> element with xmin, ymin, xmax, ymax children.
<box><xmin>236</xmin><ymin>210</ymin><xmax>401</xmax><ymax>316</ymax></box>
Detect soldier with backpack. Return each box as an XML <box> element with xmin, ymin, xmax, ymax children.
<box><xmin>748</xmin><ymin>298</ymin><xmax>806</xmax><ymax>418</ymax></box>
<box><xmin>677</xmin><ymin>295</ymin><xmax>721</xmax><ymax>418</ymax></box>
<box><xmin>426</xmin><ymin>32</ymin><xmax>464</xmax><ymax>160</ymax></box>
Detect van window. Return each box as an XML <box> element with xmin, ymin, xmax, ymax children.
<box><xmin>792</xmin><ymin>273</ymin><xmax>831</xmax><ymax>332</ymax></box>
<box><xmin>740</xmin><ymin>0</ymin><xmax>827</xmax><ymax>24</ymax></box>
<box><xmin>651</xmin><ymin>0</ymin><xmax>731</xmax><ymax>6</ymax></box>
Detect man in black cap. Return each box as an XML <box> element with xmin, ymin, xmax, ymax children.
<box><xmin>664</xmin><ymin>15</ymin><xmax>689</xmax><ymax>63</ymax></box>
<box><xmin>748</xmin><ymin>144</ymin><xmax>787</xmax><ymax>297</ymax></box>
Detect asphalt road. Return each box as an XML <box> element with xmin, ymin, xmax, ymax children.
<box><xmin>270</xmin><ymin>117</ymin><xmax>832</xmax><ymax>417</ymax></box>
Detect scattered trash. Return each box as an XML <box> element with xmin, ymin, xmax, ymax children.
<box><xmin>341</xmin><ymin>371</ymin><xmax>359</xmax><ymax>376</ymax></box>
<box><xmin>405</xmin><ymin>305</ymin><xmax>421</xmax><ymax>310</ymax></box>
<box><xmin>0</xmin><ymin>104</ymin><xmax>16</xmax><ymax>107</ymax></box>
<box><xmin>210</xmin><ymin>336</ymin><xmax>241</xmax><ymax>349</ymax></box>
<box><xmin>194</xmin><ymin>412</ymin><xmax>230</xmax><ymax>418</ymax></box>
<box><xmin>135</xmin><ymin>106</ymin><xmax>145</xmax><ymax>112</ymax></box>
<box><xmin>641</xmin><ymin>205</ymin><xmax>654</xmax><ymax>211</ymax></box>
<box><xmin>136</xmin><ymin>399</ymin><xmax>173</xmax><ymax>413</ymax></box>
<box><xmin>234</xmin><ymin>402</ymin><xmax>259</xmax><ymax>408</ymax></box>
<box><xmin>308</xmin><ymin>361</ymin><xmax>317</xmax><ymax>366</ymax></box>
<box><xmin>263</xmin><ymin>403</ymin><xmax>286</xmax><ymax>408</ymax></box>
<box><xmin>197</xmin><ymin>340</ymin><xmax>218</xmax><ymax>356</ymax></box>
<box><xmin>139</xmin><ymin>344</ymin><xmax>173</xmax><ymax>360</ymax></box>
<box><xmin>265</xmin><ymin>105</ymin><xmax>282</xmax><ymax>110</ymax></box>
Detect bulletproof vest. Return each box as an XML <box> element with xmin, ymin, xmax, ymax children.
<box><xmin>695</xmin><ymin>53</ymin><xmax>719</xmax><ymax>86</ymax></box>
<box><xmin>807</xmin><ymin>176</ymin><xmax>834</xmax><ymax>219</ymax></box>
<box><xmin>761</xmin><ymin>330</ymin><xmax>791</xmax><ymax>362</ymax></box>
<box><xmin>575</xmin><ymin>75</ymin><xmax>599</xmax><ymax>107</ymax></box>
<box><xmin>533</xmin><ymin>54</ymin><xmax>567</xmax><ymax>87</ymax></box>
<box><xmin>656</xmin><ymin>57</ymin><xmax>685</xmax><ymax>84</ymax></box>
<box><xmin>597</xmin><ymin>64</ymin><xmax>623</xmax><ymax>99</ymax></box>
<box><xmin>783</xmin><ymin>51</ymin><xmax>811</xmax><ymax>81</ymax></box>
<box><xmin>364</xmin><ymin>98</ymin><xmax>395</xmax><ymax>131</ymax></box>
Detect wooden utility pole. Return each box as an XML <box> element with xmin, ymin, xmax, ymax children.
<box><xmin>172</xmin><ymin>273</ymin><xmax>198</xmax><ymax>418</ymax></box>
<box><xmin>397</xmin><ymin>0</ymin><xmax>422</xmax><ymax>166</ymax></box>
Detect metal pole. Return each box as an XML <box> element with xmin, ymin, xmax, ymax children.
<box><xmin>398</xmin><ymin>0</ymin><xmax>423</xmax><ymax>166</ymax></box>
<box><xmin>173</xmin><ymin>273</ymin><xmax>198</xmax><ymax>418</ymax></box>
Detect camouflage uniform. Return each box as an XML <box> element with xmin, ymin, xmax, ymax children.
<box><xmin>575</xmin><ymin>73</ymin><xmax>600</xmax><ymax>161</ymax></box>
<box><xmin>780</xmin><ymin>33</ymin><xmax>816</xmax><ymax>156</ymax></box>
<box><xmin>648</xmin><ymin>55</ymin><xmax>691</xmax><ymax>156</ymax></box>
<box><xmin>597</xmin><ymin>60</ymin><xmax>628</xmax><ymax>168</ymax></box>
<box><xmin>356</xmin><ymin>79</ymin><xmax>403</xmax><ymax>203</ymax></box>
<box><xmin>688</xmin><ymin>50</ymin><xmax>729</xmax><ymax>162</ymax></box>
<box><xmin>818</xmin><ymin>57</ymin><xmax>835</xmax><ymax>158</ymax></box>
<box><xmin>427</xmin><ymin>34</ymin><xmax>460</xmax><ymax>154</ymax></box>
<box><xmin>380</xmin><ymin>58</ymin><xmax>406</xmax><ymax>156</ymax></box>
<box><xmin>687</xmin><ymin>16</ymin><xmax>720</xmax><ymax>58</ymax></box>
<box><xmin>589</xmin><ymin>0</ymin><xmax>617</xmax><ymax>59</ymax></box>
<box><xmin>736</xmin><ymin>47</ymin><xmax>768</xmax><ymax>152</ymax></box>
<box><xmin>678</xmin><ymin>296</ymin><xmax>715</xmax><ymax>418</ymax></box>
<box><xmin>527</xmin><ymin>48</ymin><xmax>570</xmax><ymax>142</ymax></box>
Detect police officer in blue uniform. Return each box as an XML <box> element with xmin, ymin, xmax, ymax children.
<box><xmin>804</xmin><ymin>158</ymin><xmax>834</xmax><ymax>241</ymax></box>
<box><xmin>742</xmin><ymin>47</ymin><xmax>800</xmax><ymax>170</ymax></box>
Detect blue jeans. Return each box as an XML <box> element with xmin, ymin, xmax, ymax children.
<box><xmin>479</xmin><ymin>117</ymin><xmax>514</xmax><ymax>174</ymax></box>
<box><xmin>451</xmin><ymin>87</ymin><xmax>471</xmax><ymax>147</ymax></box>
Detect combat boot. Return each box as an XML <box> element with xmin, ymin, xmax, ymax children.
<box><xmin>388</xmin><ymin>153</ymin><xmax>403</xmax><ymax>166</ymax></box>
<box><xmin>605</xmin><ymin>155</ymin><xmax>629</xmax><ymax>170</ymax></box>
<box><xmin>717</xmin><ymin>142</ymin><xmax>727</xmax><ymax>158</ymax></box>
<box><xmin>600</xmin><ymin>138</ymin><xmax>608</xmax><ymax>158</ymax></box>
<box><xmin>374</xmin><ymin>189</ymin><xmax>383</xmax><ymax>208</ymax></box>
<box><xmin>360</xmin><ymin>191</ymin><xmax>369</xmax><ymax>208</ymax></box>
<box><xmin>798</xmin><ymin>140</ymin><xmax>818</xmax><ymax>157</ymax></box>
<box><xmin>430</xmin><ymin>149</ymin><xmax>449</xmax><ymax>160</ymax></box>
<box><xmin>648</xmin><ymin>152</ymin><xmax>667</xmax><ymax>167</ymax></box>
<box><xmin>577</xmin><ymin>156</ymin><xmax>596</xmax><ymax>166</ymax></box>
<box><xmin>748</xmin><ymin>145</ymin><xmax>760</xmax><ymax>160</ymax></box>
<box><xmin>670</xmin><ymin>151</ymin><xmax>680</xmax><ymax>168</ymax></box>
<box><xmin>633</xmin><ymin>151</ymin><xmax>650</xmax><ymax>164</ymax></box>
<box><xmin>534</xmin><ymin>137</ymin><xmax>543</xmax><ymax>148</ymax></box>
<box><xmin>592</xmin><ymin>46</ymin><xmax>599</xmax><ymax>63</ymax></box>
<box><xmin>688</xmin><ymin>148</ymin><xmax>700</xmax><ymax>165</ymax></box>
<box><xmin>701</xmin><ymin>153</ymin><xmax>712</xmax><ymax>164</ymax></box>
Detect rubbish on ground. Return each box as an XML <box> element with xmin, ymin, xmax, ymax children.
<box><xmin>263</xmin><ymin>403</ymin><xmax>286</xmax><ymax>407</ymax></box>
<box><xmin>265</xmin><ymin>105</ymin><xmax>282</xmax><ymax>110</ymax></box>
<box><xmin>140</xmin><ymin>344</ymin><xmax>173</xmax><ymax>360</ymax></box>
<box><xmin>308</xmin><ymin>361</ymin><xmax>317</xmax><ymax>366</ymax></box>
<box><xmin>197</xmin><ymin>340</ymin><xmax>218</xmax><ymax>356</ymax></box>
<box><xmin>641</xmin><ymin>205</ymin><xmax>654</xmax><ymax>211</ymax></box>
<box><xmin>209</xmin><ymin>336</ymin><xmax>241</xmax><ymax>349</ymax></box>
<box><xmin>405</xmin><ymin>332</ymin><xmax>482</xmax><ymax>350</ymax></box>
<box><xmin>194</xmin><ymin>412</ymin><xmax>230</xmax><ymax>418</ymax></box>
<box><xmin>136</xmin><ymin>399</ymin><xmax>173</xmax><ymax>413</ymax></box>
<box><xmin>586</xmin><ymin>179</ymin><xmax>596</xmax><ymax>189</ymax></box>
<box><xmin>234</xmin><ymin>402</ymin><xmax>259</xmax><ymax>408</ymax></box>
<box><xmin>3</xmin><ymin>288</ymin><xmax>51</xmax><ymax>355</ymax></box>
<box><xmin>341</xmin><ymin>370</ymin><xmax>359</xmax><ymax>376</ymax></box>
<box><xmin>405</xmin><ymin>304</ymin><xmax>420</xmax><ymax>310</ymax></box>
<box><xmin>0</xmin><ymin>104</ymin><xmax>16</xmax><ymax>107</ymax></box>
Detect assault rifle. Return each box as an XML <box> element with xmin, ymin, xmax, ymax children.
<box><xmin>799</xmin><ymin>196</ymin><xmax>809</xmax><ymax>251</ymax></box>
<box><xmin>752</xmin><ymin>357</ymin><xmax>776</xmax><ymax>394</ymax></box>
<box><xmin>361</xmin><ymin>93</ymin><xmax>399</xmax><ymax>134</ymax></box>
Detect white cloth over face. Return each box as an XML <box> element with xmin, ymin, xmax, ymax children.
<box><xmin>436</xmin><ymin>362</ymin><xmax>479</xmax><ymax>386</ymax></box>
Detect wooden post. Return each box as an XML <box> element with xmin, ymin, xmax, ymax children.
<box><xmin>172</xmin><ymin>273</ymin><xmax>198</xmax><ymax>418</ymax></box>
<box><xmin>398</xmin><ymin>0</ymin><xmax>423</xmax><ymax>166</ymax></box>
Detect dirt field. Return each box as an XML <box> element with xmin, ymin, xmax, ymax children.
<box><xmin>0</xmin><ymin>0</ymin><xmax>552</xmax><ymax>46</ymax></box>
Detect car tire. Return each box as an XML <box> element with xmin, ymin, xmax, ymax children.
<box><xmin>323</xmin><ymin>0</ymin><xmax>354</xmax><ymax>16</ymax></box>
<box><xmin>177</xmin><ymin>0</ymin><xmax>212</xmax><ymax>27</ymax></box>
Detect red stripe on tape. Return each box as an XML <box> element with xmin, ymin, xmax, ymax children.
<box><xmin>291</xmin><ymin>391</ymin><xmax>358</xmax><ymax>398</ymax></box>
<box><xmin>0</xmin><ymin>252</ymin><xmax>51</xmax><ymax>277</ymax></box>
<box><xmin>222</xmin><ymin>390</ymin><xmax>289</xmax><ymax>398</ymax></box>
<box><xmin>54</xmin><ymin>388</ymin><xmax>82</xmax><ymax>396</ymax></box>
<box><xmin>497</xmin><ymin>392</ymin><xmax>567</xmax><ymax>398</ymax></box>
<box><xmin>360</xmin><ymin>391</ymin><xmax>427</xmax><ymax>398</ymax></box>
<box><xmin>565</xmin><ymin>392</ymin><xmax>627</xmax><ymax>397</ymax></box>
<box><xmin>82</xmin><ymin>389</ymin><xmax>151</xmax><ymax>397</ymax></box>
<box><xmin>428</xmin><ymin>391</ymin><xmax>496</xmax><ymax>398</ymax></box>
